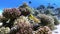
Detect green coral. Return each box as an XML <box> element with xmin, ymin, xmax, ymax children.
<box><xmin>19</xmin><ymin>2</ymin><xmax>29</xmax><ymax>8</ymax></box>
<box><xmin>47</xmin><ymin>15</ymin><xmax>60</xmax><ymax>25</ymax></box>
<box><xmin>53</xmin><ymin>16</ymin><xmax>60</xmax><ymax>25</ymax></box>
<box><xmin>37</xmin><ymin>14</ymin><xmax>56</xmax><ymax>30</ymax></box>
<box><xmin>44</xmin><ymin>9</ymin><xmax>53</xmax><ymax>15</ymax></box>
<box><xmin>18</xmin><ymin>2</ymin><xmax>34</xmax><ymax>16</ymax></box>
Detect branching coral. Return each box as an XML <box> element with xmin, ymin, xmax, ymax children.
<box><xmin>37</xmin><ymin>14</ymin><xmax>55</xmax><ymax>30</ymax></box>
<box><xmin>53</xmin><ymin>16</ymin><xmax>60</xmax><ymax>25</ymax></box>
<box><xmin>2</xmin><ymin>8</ymin><xmax>21</xmax><ymax>28</ymax></box>
<box><xmin>18</xmin><ymin>2</ymin><xmax>34</xmax><ymax>16</ymax></box>
<box><xmin>19</xmin><ymin>2</ymin><xmax>28</xmax><ymax>8</ymax></box>
<box><xmin>44</xmin><ymin>9</ymin><xmax>53</xmax><ymax>15</ymax></box>
<box><xmin>2</xmin><ymin>8</ymin><xmax>21</xmax><ymax>19</ymax></box>
<box><xmin>18</xmin><ymin>2</ymin><xmax>30</xmax><ymax>16</ymax></box>
<box><xmin>18</xmin><ymin>8</ymin><xmax>30</xmax><ymax>16</ymax></box>
<box><xmin>8</xmin><ymin>25</ymin><xmax>19</xmax><ymax>34</ymax></box>
<box><xmin>34</xmin><ymin>26</ymin><xmax>52</xmax><ymax>34</ymax></box>
<box><xmin>14</xmin><ymin>16</ymin><xmax>33</xmax><ymax>34</ymax></box>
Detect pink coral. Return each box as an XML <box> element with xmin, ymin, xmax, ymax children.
<box><xmin>15</xmin><ymin>16</ymin><xmax>33</xmax><ymax>34</ymax></box>
<box><xmin>34</xmin><ymin>26</ymin><xmax>52</xmax><ymax>34</ymax></box>
<box><xmin>3</xmin><ymin>8</ymin><xmax>21</xmax><ymax>19</ymax></box>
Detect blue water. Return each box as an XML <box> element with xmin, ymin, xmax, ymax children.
<box><xmin>0</xmin><ymin>0</ymin><xmax>60</xmax><ymax>18</ymax></box>
<box><xmin>0</xmin><ymin>0</ymin><xmax>60</xmax><ymax>9</ymax></box>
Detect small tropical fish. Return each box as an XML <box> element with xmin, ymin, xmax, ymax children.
<box><xmin>29</xmin><ymin>1</ymin><xmax>32</xmax><ymax>4</ymax></box>
<box><xmin>28</xmin><ymin>14</ymin><xmax>41</xmax><ymax>23</ymax></box>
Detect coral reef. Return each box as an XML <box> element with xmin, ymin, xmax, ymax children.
<box><xmin>14</xmin><ymin>16</ymin><xmax>33</xmax><ymax>34</ymax></box>
<box><xmin>0</xmin><ymin>2</ymin><xmax>60</xmax><ymax>34</ymax></box>
<box><xmin>8</xmin><ymin>25</ymin><xmax>19</xmax><ymax>34</ymax></box>
<box><xmin>19</xmin><ymin>2</ymin><xmax>28</xmax><ymax>8</ymax></box>
<box><xmin>0</xmin><ymin>27</ymin><xmax>10</xmax><ymax>34</ymax></box>
<box><xmin>53</xmin><ymin>16</ymin><xmax>60</xmax><ymax>25</ymax></box>
<box><xmin>37</xmin><ymin>14</ymin><xmax>55</xmax><ymax>30</ymax></box>
<box><xmin>18</xmin><ymin>2</ymin><xmax>34</xmax><ymax>16</ymax></box>
<box><xmin>37</xmin><ymin>5</ymin><xmax>45</xmax><ymax>9</ymax></box>
<box><xmin>2</xmin><ymin>8</ymin><xmax>21</xmax><ymax>19</ymax></box>
<box><xmin>2</xmin><ymin>8</ymin><xmax>21</xmax><ymax>28</ymax></box>
<box><xmin>0</xmin><ymin>15</ymin><xmax>8</xmax><ymax>27</ymax></box>
<box><xmin>44</xmin><ymin>9</ymin><xmax>53</xmax><ymax>15</ymax></box>
<box><xmin>34</xmin><ymin>26</ymin><xmax>52</xmax><ymax>34</ymax></box>
<box><xmin>18</xmin><ymin>8</ymin><xmax>30</xmax><ymax>16</ymax></box>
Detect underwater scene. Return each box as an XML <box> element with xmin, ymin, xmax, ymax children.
<box><xmin>0</xmin><ymin>0</ymin><xmax>60</xmax><ymax>34</ymax></box>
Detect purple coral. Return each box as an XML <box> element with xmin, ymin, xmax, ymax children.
<box><xmin>2</xmin><ymin>8</ymin><xmax>21</xmax><ymax>19</ymax></box>
<box><xmin>2</xmin><ymin>8</ymin><xmax>21</xmax><ymax>28</ymax></box>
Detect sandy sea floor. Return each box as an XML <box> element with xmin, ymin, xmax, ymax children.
<box><xmin>52</xmin><ymin>20</ymin><xmax>60</xmax><ymax>34</ymax></box>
